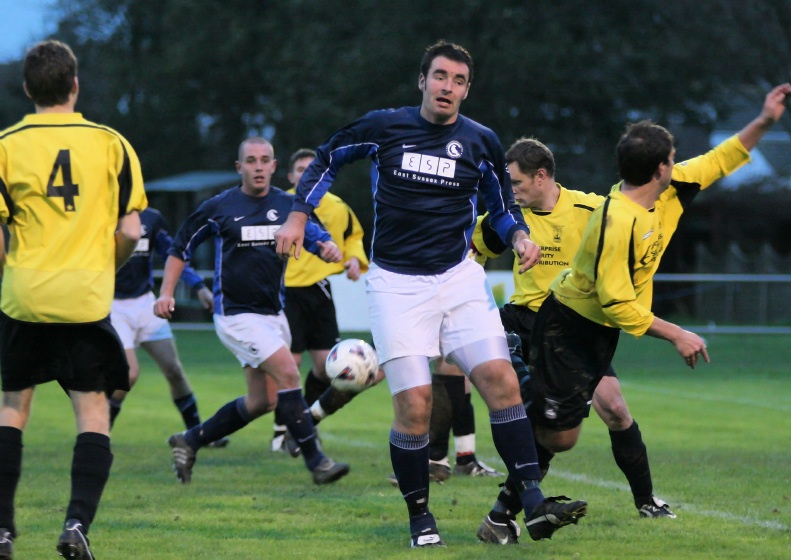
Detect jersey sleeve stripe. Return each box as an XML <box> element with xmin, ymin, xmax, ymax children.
<box><xmin>593</xmin><ymin>197</ymin><xmax>612</xmax><ymax>283</ymax></box>
<box><xmin>0</xmin><ymin>177</ymin><xmax>14</xmax><ymax>223</ymax></box>
<box><xmin>117</xmin><ymin>144</ymin><xmax>133</xmax><ymax>219</ymax></box>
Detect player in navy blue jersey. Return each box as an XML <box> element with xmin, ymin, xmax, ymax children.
<box><xmin>110</xmin><ymin>207</ymin><xmax>227</xmax><ymax>445</ymax></box>
<box><xmin>154</xmin><ymin>137</ymin><xmax>350</xmax><ymax>486</ymax></box>
<box><xmin>276</xmin><ymin>40</ymin><xmax>587</xmax><ymax>547</ymax></box>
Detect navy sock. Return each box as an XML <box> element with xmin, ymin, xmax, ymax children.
<box><xmin>174</xmin><ymin>393</ymin><xmax>201</xmax><ymax>429</ymax></box>
<box><xmin>277</xmin><ymin>389</ymin><xmax>323</xmax><ymax>470</ymax></box>
<box><xmin>490</xmin><ymin>405</ymin><xmax>544</xmax><ymax>512</ymax></box>
<box><xmin>390</xmin><ymin>429</ymin><xmax>431</xmax><ymax>520</ymax></box>
<box><xmin>610</xmin><ymin>421</ymin><xmax>653</xmax><ymax>507</ymax></box>
<box><xmin>0</xmin><ymin>427</ymin><xmax>22</xmax><ymax>537</ymax></box>
<box><xmin>66</xmin><ymin>432</ymin><xmax>113</xmax><ymax>534</ymax></box>
<box><xmin>187</xmin><ymin>397</ymin><xmax>250</xmax><ymax>449</ymax></box>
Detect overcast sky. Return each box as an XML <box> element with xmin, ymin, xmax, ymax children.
<box><xmin>0</xmin><ymin>0</ymin><xmax>57</xmax><ymax>63</ymax></box>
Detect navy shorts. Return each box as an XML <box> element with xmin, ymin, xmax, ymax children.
<box><xmin>0</xmin><ymin>312</ymin><xmax>130</xmax><ymax>394</ymax></box>
<box><xmin>527</xmin><ymin>296</ymin><xmax>620</xmax><ymax>431</ymax></box>
<box><xmin>284</xmin><ymin>280</ymin><xmax>340</xmax><ymax>354</ymax></box>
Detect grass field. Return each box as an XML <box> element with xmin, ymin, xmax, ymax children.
<box><xmin>11</xmin><ymin>330</ymin><xmax>791</xmax><ymax>559</ymax></box>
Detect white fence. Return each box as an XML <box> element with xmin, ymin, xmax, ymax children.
<box><xmin>167</xmin><ymin>268</ymin><xmax>791</xmax><ymax>334</ymax></box>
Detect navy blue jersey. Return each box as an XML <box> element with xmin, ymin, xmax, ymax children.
<box><xmin>115</xmin><ymin>207</ymin><xmax>205</xmax><ymax>299</ymax></box>
<box><xmin>294</xmin><ymin>106</ymin><xmax>528</xmax><ymax>274</ymax></box>
<box><xmin>169</xmin><ymin>185</ymin><xmax>331</xmax><ymax>316</ymax></box>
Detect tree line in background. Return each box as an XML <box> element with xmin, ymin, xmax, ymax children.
<box><xmin>1</xmin><ymin>0</ymin><xmax>790</xmax><ymax>261</ymax></box>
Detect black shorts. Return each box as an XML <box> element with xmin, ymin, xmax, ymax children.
<box><xmin>0</xmin><ymin>312</ymin><xmax>130</xmax><ymax>394</ymax></box>
<box><xmin>284</xmin><ymin>280</ymin><xmax>340</xmax><ymax>354</ymax></box>
<box><xmin>499</xmin><ymin>303</ymin><xmax>537</xmax><ymax>359</ymax></box>
<box><xmin>527</xmin><ymin>296</ymin><xmax>620</xmax><ymax>431</ymax></box>
<box><xmin>500</xmin><ymin>302</ymin><xmax>617</xmax><ymax>378</ymax></box>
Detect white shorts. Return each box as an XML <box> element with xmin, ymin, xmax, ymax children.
<box><xmin>213</xmin><ymin>312</ymin><xmax>292</xmax><ymax>368</ymax></box>
<box><xmin>111</xmin><ymin>292</ymin><xmax>172</xmax><ymax>350</ymax></box>
<box><xmin>366</xmin><ymin>259</ymin><xmax>507</xmax><ymax>365</ymax></box>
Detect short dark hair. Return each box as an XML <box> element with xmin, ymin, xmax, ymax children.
<box><xmin>288</xmin><ymin>148</ymin><xmax>316</xmax><ymax>174</ymax></box>
<box><xmin>23</xmin><ymin>40</ymin><xmax>78</xmax><ymax>107</ymax></box>
<box><xmin>420</xmin><ymin>40</ymin><xmax>473</xmax><ymax>84</ymax></box>
<box><xmin>506</xmin><ymin>137</ymin><xmax>556</xmax><ymax>178</ymax></box>
<box><xmin>237</xmin><ymin>137</ymin><xmax>273</xmax><ymax>161</ymax></box>
<box><xmin>616</xmin><ymin>120</ymin><xmax>674</xmax><ymax>186</ymax></box>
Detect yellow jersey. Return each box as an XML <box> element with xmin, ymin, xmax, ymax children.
<box><xmin>0</xmin><ymin>112</ymin><xmax>147</xmax><ymax>323</ymax></box>
<box><xmin>473</xmin><ymin>185</ymin><xmax>603</xmax><ymax>312</ymax></box>
<box><xmin>551</xmin><ymin>134</ymin><xmax>750</xmax><ymax>336</ymax></box>
<box><xmin>285</xmin><ymin>189</ymin><xmax>368</xmax><ymax>286</ymax></box>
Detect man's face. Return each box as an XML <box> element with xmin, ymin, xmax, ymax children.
<box><xmin>509</xmin><ymin>162</ymin><xmax>544</xmax><ymax>210</ymax></box>
<box><xmin>236</xmin><ymin>141</ymin><xmax>277</xmax><ymax>196</ymax></box>
<box><xmin>287</xmin><ymin>156</ymin><xmax>315</xmax><ymax>188</ymax></box>
<box><xmin>418</xmin><ymin>55</ymin><xmax>471</xmax><ymax>125</ymax></box>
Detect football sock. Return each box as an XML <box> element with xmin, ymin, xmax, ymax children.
<box><xmin>174</xmin><ymin>393</ymin><xmax>201</xmax><ymax>429</ymax></box>
<box><xmin>390</xmin><ymin>429</ymin><xmax>431</xmax><ymax>519</ymax></box>
<box><xmin>535</xmin><ymin>440</ymin><xmax>555</xmax><ymax>481</ymax></box>
<box><xmin>454</xmin><ymin>434</ymin><xmax>476</xmax><ymax>466</ymax></box>
<box><xmin>66</xmin><ymin>432</ymin><xmax>113</xmax><ymax>534</ymax></box>
<box><xmin>277</xmin><ymin>389</ymin><xmax>323</xmax><ymax>470</ymax></box>
<box><xmin>304</xmin><ymin>369</ymin><xmax>330</xmax><ymax>406</ymax></box>
<box><xmin>610</xmin><ymin>421</ymin><xmax>653</xmax><ymax>508</ymax></box>
<box><xmin>108</xmin><ymin>397</ymin><xmax>123</xmax><ymax>427</ymax></box>
<box><xmin>187</xmin><ymin>397</ymin><xmax>250</xmax><ymax>449</ymax></box>
<box><xmin>451</xmin><ymin>386</ymin><xmax>476</xmax><ymax>465</ymax></box>
<box><xmin>428</xmin><ymin>375</ymin><xmax>452</xmax><ymax>461</ymax></box>
<box><xmin>490</xmin><ymin>475</ymin><xmax>523</xmax><ymax>518</ymax></box>
<box><xmin>489</xmin><ymin>405</ymin><xmax>544</xmax><ymax>512</ymax></box>
<box><xmin>315</xmin><ymin>385</ymin><xmax>356</xmax><ymax>420</ymax></box>
<box><xmin>0</xmin><ymin>427</ymin><xmax>22</xmax><ymax>537</ymax></box>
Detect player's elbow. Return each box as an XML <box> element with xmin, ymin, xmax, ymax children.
<box><xmin>117</xmin><ymin>212</ymin><xmax>142</xmax><ymax>243</ymax></box>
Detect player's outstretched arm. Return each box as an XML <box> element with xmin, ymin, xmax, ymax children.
<box><xmin>275</xmin><ymin>211</ymin><xmax>308</xmax><ymax>260</ymax></box>
<box><xmin>738</xmin><ymin>83</ymin><xmax>791</xmax><ymax>151</ymax></box>
<box><xmin>512</xmin><ymin>230</ymin><xmax>541</xmax><ymax>273</ymax></box>
<box><xmin>115</xmin><ymin>211</ymin><xmax>142</xmax><ymax>270</ymax></box>
<box><xmin>646</xmin><ymin>316</ymin><xmax>710</xmax><ymax>369</ymax></box>
<box><xmin>154</xmin><ymin>255</ymin><xmax>187</xmax><ymax>319</ymax></box>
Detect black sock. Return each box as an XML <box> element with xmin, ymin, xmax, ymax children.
<box><xmin>428</xmin><ymin>375</ymin><xmax>453</xmax><ymax>461</ymax></box>
<box><xmin>536</xmin><ymin>441</ymin><xmax>555</xmax><ymax>480</ymax></box>
<box><xmin>610</xmin><ymin>421</ymin><xmax>653</xmax><ymax>508</ymax></box>
<box><xmin>66</xmin><ymin>432</ymin><xmax>113</xmax><ymax>534</ymax></box>
<box><xmin>490</xmin><ymin>475</ymin><xmax>524</xmax><ymax>518</ymax></box>
<box><xmin>451</xmin><ymin>389</ymin><xmax>475</xmax><ymax>438</ymax></box>
<box><xmin>390</xmin><ymin>429</ymin><xmax>431</xmax><ymax>523</ymax></box>
<box><xmin>108</xmin><ymin>398</ymin><xmax>122</xmax><ymax>428</ymax></box>
<box><xmin>277</xmin><ymin>389</ymin><xmax>323</xmax><ymax>470</ymax></box>
<box><xmin>316</xmin><ymin>385</ymin><xmax>356</xmax><ymax>418</ymax></box>
<box><xmin>304</xmin><ymin>369</ymin><xmax>330</xmax><ymax>406</ymax></box>
<box><xmin>0</xmin><ymin>427</ymin><xmax>22</xmax><ymax>537</ymax></box>
<box><xmin>174</xmin><ymin>393</ymin><xmax>201</xmax><ymax>429</ymax></box>
<box><xmin>187</xmin><ymin>397</ymin><xmax>250</xmax><ymax>449</ymax></box>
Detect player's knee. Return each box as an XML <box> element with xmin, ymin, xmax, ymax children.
<box><xmin>594</xmin><ymin>398</ymin><xmax>632</xmax><ymax>430</ymax></box>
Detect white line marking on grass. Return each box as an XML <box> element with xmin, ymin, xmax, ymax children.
<box><xmin>551</xmin><ymin>469</ymin><xmax>789</xmax><ymax>531</ymax></box>
<box><xmin>618</xmin><ymin>383</ymin><xmax>791</xmax><ymax>412</ymax></box>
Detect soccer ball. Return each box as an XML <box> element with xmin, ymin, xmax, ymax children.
<box><xmin>325</xmin><ymin>339</ymin><xmax>378</xmax><ymax>392</ymax></box>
